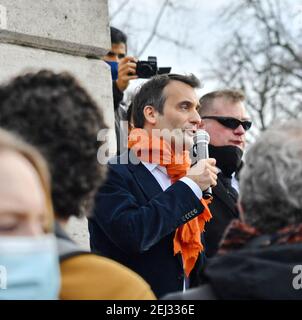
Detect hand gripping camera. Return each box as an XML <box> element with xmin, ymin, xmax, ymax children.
<box><xmin>136</xmin><ymin>56</ymin><xmax>171</xmax><ymax>79</ymax></box>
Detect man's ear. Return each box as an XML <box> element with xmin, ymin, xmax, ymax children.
<box><xmin>143</xmin><ymin>105</ymin><xmax>158</xmax><ymax>125</ymax></box>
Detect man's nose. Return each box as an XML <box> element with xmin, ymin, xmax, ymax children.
<box><xmin>117</xmin><ymin>56</ymin><xmax>123</xmax><ymax>63</ymax></box>
<box><xmin>24</xmin><ymin>220</ymin><xmax>43</xmax><ymax>236</ymax></box>
<box><xmin>190</xmin><ymin>109</ymin><xmax>202</xmax><ymax>124</ymax></box>
<box><xmin>197</xmin><ymin>119</ymin><xmax>205</xmax><ymax>129</ymax></box>
<box><xmin>234</xmin><ymin>124</ymin><xmax>246</xmax><ymax>135</ymax></box>
<box><xmin>112</xmin><ymin>56</ymin><xmax>119</xmax><ymax>63</ymax></box>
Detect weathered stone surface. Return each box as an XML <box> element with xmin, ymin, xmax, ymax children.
<box><xmin>0</xmin><ymin>0</ymin><xmax>111</xmax><ymax>57</ymax></box>
<box><xmin>0</xmin><ymin>42</ymin><xmax>116</xmax><ymax>154</ymax></box>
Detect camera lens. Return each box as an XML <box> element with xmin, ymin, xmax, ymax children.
<box><xmin>136</xmin><ymin>61</ymin><xmax>156</xmax><ymax>78</ymax></box>
<box><xmin>139</xmin><ymin>63</ymin><xmax>153</xmax><ymax>77</ymax></box>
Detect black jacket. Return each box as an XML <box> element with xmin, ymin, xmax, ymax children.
<box><xmin>204</xmin><ymin>175</ymin><xmax>239</xmax><ymax>257</ymax></box>
<box><xmin>164</xmin><ymin>236</ymin><xmax>302</xmax><ymax>300</ymax></box>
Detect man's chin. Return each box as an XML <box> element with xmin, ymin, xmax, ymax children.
<box><xmin>231</xmin><ymin>143</ymin><xmax>244</xmax><ymax>150</ymax></box>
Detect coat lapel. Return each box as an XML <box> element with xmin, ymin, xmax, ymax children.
<box><xmin>127</xmin><ymin>151</ymin><xmax>164</xmax><ymax>201</ymax></box>
<box><xmin>126</xmin><ymin>150</ymin><xmax>187</xmax><ymax>271</ymax></box>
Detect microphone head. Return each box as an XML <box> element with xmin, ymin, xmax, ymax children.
<box><xmin>194</xmin><ymin>129</ymin><xmax>210</xmax><ymax>145</ymax></box>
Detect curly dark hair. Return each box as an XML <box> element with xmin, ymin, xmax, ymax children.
<box><xmin>0</xmin><ymin>70</ymin><xmax>107</xmax><ymax>220</ymax></box>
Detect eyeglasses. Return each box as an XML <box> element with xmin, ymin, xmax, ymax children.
<box><xmin>202</xmin><ymin>116</ymin><xmax>252</xmax><ymax>131</ymax></box>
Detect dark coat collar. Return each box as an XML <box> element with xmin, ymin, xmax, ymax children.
<box><xmin>213</xmin><ymin>177</ymin><xmax>238</xmax><ymax>216</ymax></box>
<box><xmin>126</xmin><ymin>150</ymin><xmax>185</xmax><ymax>268</ymax></box>
<box><xmin>127</xmin><ymin>150</ymin><xmax>164</xmax><ymax>200</ymax></box>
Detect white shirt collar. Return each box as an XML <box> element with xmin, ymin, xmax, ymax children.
<box><xmin>141</xmin><ymin>161</ymin><xmax>157</xmax><ymax>171</ymax></box>
<box><xmin>141</xmin><ymin>161</ymin><xmax>168</xmax><ymax>175</ymax></box>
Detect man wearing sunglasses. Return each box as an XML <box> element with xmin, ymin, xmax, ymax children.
<box><xmin>199</xmin><ymin>89</ymin><xmax>252</xmax><ymax>257</ymax></box>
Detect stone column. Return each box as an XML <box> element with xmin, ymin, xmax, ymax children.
<box><xmin>0</xmin><ymin>0</ymin><xmax>115</xmax><ymax>248</ymax></box>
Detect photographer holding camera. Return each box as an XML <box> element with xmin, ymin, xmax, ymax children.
<box><xmin>104</xmin><ymin>27</ymin><xmax>171</xmax><ymax>154</ymax></box>
<box><xmin>103</xmin><ymin>27</ymin><xmax>137</xmax><ymax>154</ymax></box>
<box><xmin>104</xmin><ymin>27</ymin><xmax>138</xmax><ymax>110</ymax></box>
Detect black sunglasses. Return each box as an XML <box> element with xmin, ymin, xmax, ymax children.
<box><xmin>202</xmin><ymin>116</ymin><xmax>252</xmax><ymax>131</ymax></box>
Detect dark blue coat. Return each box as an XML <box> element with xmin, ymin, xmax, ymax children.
<box><xmin>88</xmin><ymin>151</ymin><xmax>206</xmax><ymax>298</ymax></box>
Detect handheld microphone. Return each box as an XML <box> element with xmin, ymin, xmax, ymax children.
<box><xmin>193</xmin><ymin>129</ymin><xmax>212</xmax><ymax>200</ymax></box>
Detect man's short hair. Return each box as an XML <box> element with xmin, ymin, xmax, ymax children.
<box><xmin>132</xmin><ymin>73</ymin><xmax>201</xmax><ymax>128</ymax></box>
<box><xmin>199</xmin><ymin>89</ymin><xmax>245</xmax><ymax>116</ymax></box>
<box><xmin>0</xmin><ymin>70</ymin><xmax>107</xmax><ymax>220</ymax></box>
<box><xmin>240</xmin><ymin>120</ymin><xmax>302</xmax><ymax>233</ymax></box>
<box><xmin>110</xmin><ymin>26</ymin><xmax>127</xmax><ymax>45</ymax></box>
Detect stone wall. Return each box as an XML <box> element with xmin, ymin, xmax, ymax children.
<box><xmin>0</xmin><ymin>0</ymin><xmax>114</xmax><ymax>248</ymax></box>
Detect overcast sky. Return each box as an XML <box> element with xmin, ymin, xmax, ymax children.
<box><xmin>108</xmin><ymin>0</ymin><xmax>302</xmax><ymax>99</ymax></box>
<box><xmin>108</xmin><ymin>0</ymin><xmax>231</xmax><ymax>96</ymax></box>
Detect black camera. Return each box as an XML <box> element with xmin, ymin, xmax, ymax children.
<box><xmin>136</xmin><ymin>56</ymin><xmax>171</xmax><ymax>79</ymax></box>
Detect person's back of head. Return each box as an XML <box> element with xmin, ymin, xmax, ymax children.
<box><xmin>0</xmin><ymin>70</ymin><xmax>107</xmax><ymax>221</ymax></box>
<box><xmin>240</xmin><ymin>120</ymin><xmax>302</xmax><ymax>233</ymax></box>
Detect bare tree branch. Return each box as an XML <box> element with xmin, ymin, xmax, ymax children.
<box><xmin>110</xmin><ymin>0</ymin><xmax>132</xmax><ymax>20</ymax></box>
<box><xmin>204</xmin><ymin>0</ymin><xmax>302</xmax><ymax>132</ymax></box>
<box><xmin>137</xmin><ymin>0</ymin><xmax>170</xmax><ymax>57</ymax></box>
<box><xmin>155</xmin><ymin>32</ymin><xmax>194</xmax><ymax>51</ymax></box>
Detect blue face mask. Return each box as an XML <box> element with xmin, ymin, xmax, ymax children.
<box><xmin>0</xmin><ymin>234</ymin><xmax>60</xmax><ymax>300</ymax></box>
<box><xmin>105</xmin><ymin>61</ymin><xmax>119</xmax><ymax>81</ymax></box>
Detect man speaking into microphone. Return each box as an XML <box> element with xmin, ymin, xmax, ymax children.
<box><xmin>89</xmin><ymin>73</ymin><xmax>218</xmax><ymax>298</ymax></box>
<box><xmin>199</xmin><ymin>90</ymin><xmax>252</xmax><ymax>257</ymax></box>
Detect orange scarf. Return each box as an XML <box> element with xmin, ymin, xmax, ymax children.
<box><xmin>128</xmin><ymin>128</ymin><xmax>212</xmax><ymax>277</ymax></box>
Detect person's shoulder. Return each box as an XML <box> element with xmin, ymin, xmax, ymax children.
<box><xmin>108</xmin><ymin>150</ymin><xmax>129</xmax><ymax>165</ymax></box>
<box><xmin>108</xmin><ymin>150</ymin><xmax>141</xmax><ymax>172</ymax></box>
<box><xmin>59</xmin><ymin>253</ymin><xmax>156</xmax><ymax>300</ymax></box>
<box><xmin>106</xmin><ymin>151</ymin><xmax>131</xmax><ymax>178</ymax></box>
